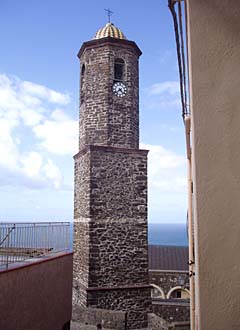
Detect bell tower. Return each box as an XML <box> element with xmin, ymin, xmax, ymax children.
<box><xmin>78</xmin><ymin>23</ymin><xmax>140</xmax><ymax>150</ymax></box>
<box><xmin>73</xmin><ymin>22</ymin><xmax>151</xmax><ymax>329</ymax></box>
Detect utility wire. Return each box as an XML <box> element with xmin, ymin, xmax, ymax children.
<box><xmin>168</xmin><ymin>0</ymin><xmax>189</xmax><ymax>120</ymax></box>
<box><xmin>178</xmin><ymin>1</ymin><xmax>188</xmax><ymax>115</ymax></box>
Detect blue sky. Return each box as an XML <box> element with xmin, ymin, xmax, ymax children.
<box><xmin>0</xmin><ymin>0</ymin><xmax>187</xmax><ymax>223</ymax></box>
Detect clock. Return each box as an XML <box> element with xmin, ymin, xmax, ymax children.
<box><xmin>113</xmin><ymin>82</ymin><xmax>127</xmax><ymax>97</ymax></box>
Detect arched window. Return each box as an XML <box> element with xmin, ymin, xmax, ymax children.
<box><xmin>81</xmin><ymin>64</ymin><xmax>85</xmax><ymax>76</ymax></box>
<box><xmin>114</xmin><ymin>58</ymin><xmax>124</xmax><ymax>81</ymax></box>
<box><xmin>150</xmin><ymin>284</ymin><xmax>165</xmax><ymax>299</ymax></box>
<box><xmin>80</xmin><ymin>64</ymin><xmax>85</xmax><ymax>104</ymax></box>
<box><xmin>167</xmin><ymin>286</ymin><xmax>190</xmax><ymax>299</ymax></box>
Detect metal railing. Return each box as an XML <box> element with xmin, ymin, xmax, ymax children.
<box><xmin>0</xmin><ymin>222</ymin><xmax>70</xmax><ymax>269</ymax></box>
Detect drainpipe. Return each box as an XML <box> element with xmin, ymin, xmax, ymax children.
<box><xmin>185</xmin><ymin>115</ymin><xmax>195</xmax><ymax>330</ymax></box>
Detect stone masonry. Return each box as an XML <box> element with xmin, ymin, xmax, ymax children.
<box><xmin>150</xmin><ymin>271</ymin><xmax>189</xmax><ymax>298</ymax></box>
<box><xmin>78</xmin><ymin>38</ymin><xmax>140</xmax><ymax>150</ymax></box>
<box><xmin>72</xmin><ymin>306</ymin><xmax>126</xmax><ymax>330</ymax></box>
<box><xmin>73</xmin><ymin>35</ymin><xmax>151</xmax><ymax>329</ymax></box>
<box><xmin>149</xmin><ymin>271</ymin><xmax>190</xmax><ymax>324</ymax></box>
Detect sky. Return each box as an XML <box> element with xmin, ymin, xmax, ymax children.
<box><xmin>0</xmin><ymin>0</ymin><xmax>187</xmax><ymax>223</ymax></box>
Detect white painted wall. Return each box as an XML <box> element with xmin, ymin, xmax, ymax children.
<box><xmin>186</xmin><ymin>1</ymin><xmax>240</xmax><ymax>329</ymax></box>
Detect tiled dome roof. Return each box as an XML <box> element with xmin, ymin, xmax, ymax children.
<box><xmin>94</xmin><ymin>23</ymin><xmax>126</xmax><ymax>40</ymax></box>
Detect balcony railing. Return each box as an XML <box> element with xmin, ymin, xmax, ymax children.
<box><xmin>0</xmin><ymin>222</ymin><xmax>70</xmax><ymax>269</ymax></box>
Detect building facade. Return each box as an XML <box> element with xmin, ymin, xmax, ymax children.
<box><xmin>186</xmin><ymin>1</ymin><xmax>240</xmax><ymax>329</ymax></box>
<box><xmin>149</xmin><ymin>245</ymin><xmax>190</xmax><ymax>327</ymax></box>
<box><xmin>73</xmin><ymin>22</ymin><xmax>151</xmax><ymax>329</ymax></box>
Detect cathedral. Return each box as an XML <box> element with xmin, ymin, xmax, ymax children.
<box><xmin>73</xmin><ymin>21</ymin><xmax>151</xmax><ymax>329</ymax></box>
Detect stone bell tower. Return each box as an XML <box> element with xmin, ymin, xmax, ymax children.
<box><xmin>73</xmin><ymin>22</ymin><xmax>151</xmax><ymax>329</ymax></box>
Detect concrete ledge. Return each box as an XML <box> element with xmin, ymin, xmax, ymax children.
<box><xmin>71</xmin><ymin>321</ymin><xmax>111</xmax><ymax>330</ymax></box>
<box><xmin>78</xmin><ymin>37</ymin><xmax>142</xmax><ymax>58</ymax></box>
<box><xmin>170</xmin><ymin>321</ymin><xmax>190</xmax><ymax>330</ymax></box>
<box><xmin>74</xmin><ymin>144</ymin><xmax>149</xmax><ymax>159</ymax></box>
<box><xmin>152</xmin><ymin>299</ymin><xmax>190</xmax><ymax>307</ymax></box>
<box><xmin>87</xmin><ymin>284</ymin><xmax>151</xmax><ymax>292</ymax></box>
<box><xmin>0</xmin><ymin>251</ymin><xmax>73</xmax><ymax>273</ymax></box>
<box><xmin>72</xmin><ymin>306</ymin><xmax>126</xmax><ymax>330</ymax></box>
<box><xmin>148</xmin><ymin>313</ymin><xmax>170</xmax><ymax>330</ymax></box>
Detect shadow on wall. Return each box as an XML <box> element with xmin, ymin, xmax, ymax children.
<box><xmin>0</xmin><ymin>253</ymin><xmax>73</xmax><ymax>330</ymax></box>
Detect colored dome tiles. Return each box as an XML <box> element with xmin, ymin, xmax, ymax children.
<box><xmin>94</xmin><ymin>23</ymin><xmax>126</xmax><ymax>40</ymax></box>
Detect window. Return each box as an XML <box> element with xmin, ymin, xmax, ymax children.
<box><xmin>114</xmin><ymin>58</ymin><xmax>124</xmax><ymax>81</ymax></box>
<box><xmin>177</xmin><ymin>290</ymin><xmax>182</xmax><ymax>298</ymax></box>
<box><xmin>150</xmin><ymin>284</ymin><xmax>165</xmax><ymax>299</ymax></box>
<box><xmin>80</xmin><ymin>64</ymin><xmax>85</xmax><ymax>104</ymax></box>
<box><xmin>168</xmin><ymin>288</ymin><xmax>190</xmax><ymax>299</ymax></box>
<box><xmin>81</xmin><ymin>64</ymin><xmax>85</xmax><ymax>76</ymax></box>
<box><xmin>171</xmin><ymin>289</ymin><xmax>182</xmax><ymax>299</ymax></box>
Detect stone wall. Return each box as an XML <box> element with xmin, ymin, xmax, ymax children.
<box><xmin>149</xmin><ymin>271</ymin><xmax>189</xmax><ymax>298</ymax></box>
<box><xmin>79</xmin><ymin>39</ymin><xmax>140</xmax><ymax>150</ymax></box>
<box><xmin>74</xmin><ymin>34</ymin><xmax>151</xmax><ymax>330</ymax></box>
<box><xmin>148</xmin><ymin>313</ymin><xmax>170</xmax><ymax>330</ymax></box>
<box><xmin>73</xmin><ymin>146</ymin><xmax>150</xmax><ymax>329</ymax></box>
<box><xmin>73</xmin><ymin>148</ymin><xmax>91</xmax><ymax>306</ymax></box>
<box><xmin>87</xmin><ymin>286</ymin><xmax>151</xmax><ymax>329</ymax></box>
<box><xmin>74</xmin><ymin>146</ymin><xmax>149</xmax><ymax>281</ymax></box>
<box><xmin>152</xmin><ymin>302</ymin><xmax>190</xmax><ymax>324</ymax></box>
<box><xmin>89</xmin><ymin>146</ymin><xmax>147</xmax><ymax>220</ymax></box>
<box><xmin>149</xmin><ymin>271</ymin><xmax>190</xmax><ymax>323</ymax></box>
<box><xmin>74</xmin><ymin>146</ymin><xmax>91</xmax><ymax>219</ymax></box>
<box><xmin>72</xmin><ymin>306</ymin><xmax>126</xmax><ymax>330</ymax></box>
<box><xmin>88</xmin><ymin>218</ymin><xmax>148</xmax><ymax>286</ymax></box>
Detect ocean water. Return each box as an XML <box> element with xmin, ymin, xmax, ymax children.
<box><xmin>0</xmin><ymin>223</ymin><xmax>188</xmax><ymax>256</ymax></box>
<box><xmin>70</xmin><ymin>222</ymin><xmax>188</xmax><ymax>247</ymax></box>
<box><xmin>148</xmin><ymin>223</ymin><xmax>188</xmax><ymax>246</ymax></box>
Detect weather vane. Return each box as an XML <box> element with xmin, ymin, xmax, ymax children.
<box><xmin>104</xmin><ymin>8</ymin><xmax>114</xmax><ymax>23</ymax></box>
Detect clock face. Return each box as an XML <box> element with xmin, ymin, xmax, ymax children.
<box><xmin>113</xmin><ymin>82</ymin><xmax>127</xmax><ymax>97</ymax></box>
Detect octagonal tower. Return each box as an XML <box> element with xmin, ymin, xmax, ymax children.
<box><xmin>73</xmin><ymin>22</ymin><xmax>151</xmax><ymax>329</ymax></box>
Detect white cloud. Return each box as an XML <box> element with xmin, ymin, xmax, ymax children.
<box><xmin>0</xmin><ymin>118</ymin><xmax>19</xmax><ymax>169</ymax></box>
<box><xmin>0</xmin><ymin>73</ymin><xmax>187</xmax><ymax>222</ymax></box>
<box><xmin>143</xmin><ymin>80</ymin><xmax>181</xmax><ymax>111</ymax></box>
<box><xmin>141</xmin><ymin>143</ymin><xmax>187</xmax><ymax>193</ymax></box>
<box><xmin>141</xmin><ymin>143</ymin><xmax>188</xmax><ymax>223</ymax></box>
<box><xmin>0</xmin><ymin>74</ymin><xmax>71</xmax><ymax>128</ymax></box>
<box><xmin>20</xmin><ymin>109</ymin><xmax>44</xmax><ymax>126</ymax></box>
<box><xmin>148</xmin><ymin>81</ymin><xmax>179</xmax><ymax>96</ymax></box>
<box><xmin>21</xmin><ymin>81</ymin><xmax>70</xmax><ymax>105</ymax></box>
<box><xmin>0</xmin><ymin>147</ymin><xmax>64</xmax><ymax>190</ymax></box>
<box><xmin>33</xmin><ymin>109</ymin><xmax>78</xmax><ymax>155</ymax></box>
<box><xmin>42</xmin><ymin>159</ymin><xmax>63</xmax><ymax>189</ymax></box>
<box><xmin>0</xmin><ymin>74</ymin><xmax>44</xmax><ymax>127</ymax></box>
<box><xmin>0</xmin><ymin>73</ymin><xmax>73</xmax><ymax>190</ymax></box>
<box><xmin>21</xmin><ymin>152</ymin><xmax>43</xmax><ymax>177</ymax></box>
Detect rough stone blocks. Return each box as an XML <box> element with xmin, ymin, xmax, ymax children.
<box><xmin>73</xmin><ymin>145</ymin><xmax>151</xmax><ymax>328</ymax></box>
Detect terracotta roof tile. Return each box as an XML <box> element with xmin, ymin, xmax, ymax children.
<box><xmin>149</xmin><ymin>245</ymin><xmax>189</xmax><ymax>271</ymax></box>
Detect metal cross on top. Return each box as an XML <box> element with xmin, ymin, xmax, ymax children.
<box><xmin>104</xmin><ymin>8</ymin><xmax>114</xmax><ymax>23</ymax></box>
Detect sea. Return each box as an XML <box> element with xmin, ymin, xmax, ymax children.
<box><xmin>69</xmin><ymin>222</ymin><xmax>188</xmax><ymax>247</ymax></box>
<box><xmin>148</xmin><ymin>223</ymin><xmax>188</xmax><ymax>246</ymax></box>
<box><xmin>0</xmin><ymin>222</ymin><xmax>188</xmax><ymax>250</ymax></box>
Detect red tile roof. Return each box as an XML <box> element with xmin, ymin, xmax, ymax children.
<box><xmin>149</xmin><ymin>245</ymin><xmax>189</xmax><ymax>271</ymax></box>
